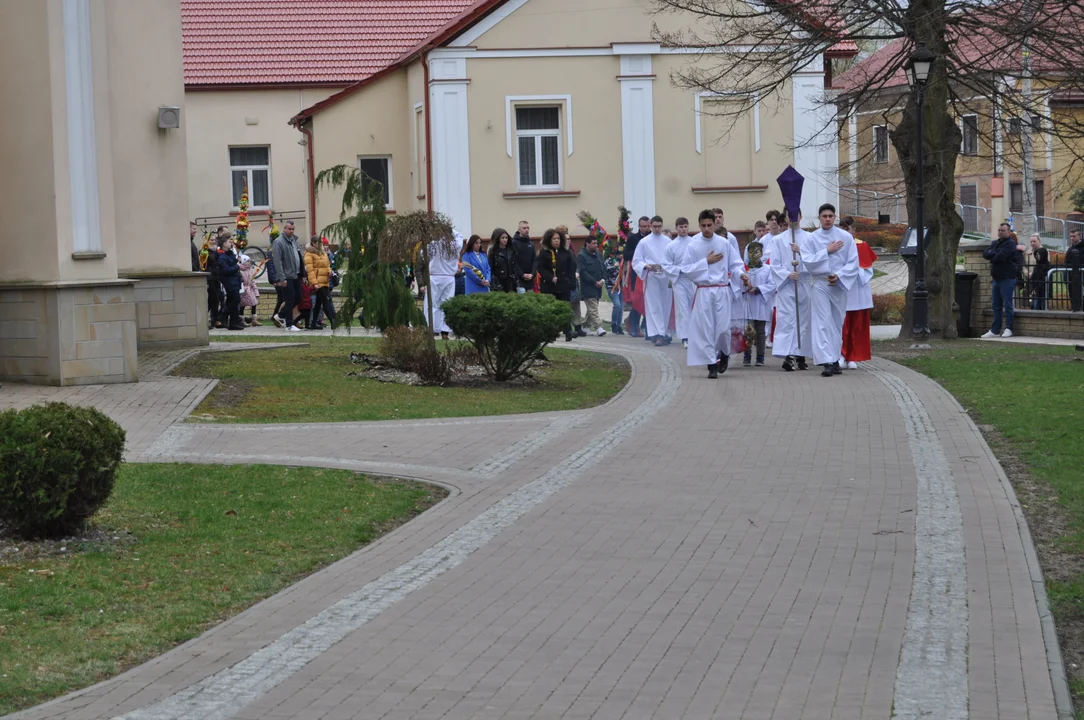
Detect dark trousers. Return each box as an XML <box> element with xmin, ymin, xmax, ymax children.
<box><xmin>224</xmin><ymin>287</ymin><xmax>241</xmax><ymax>328</ymax></box>
<box><xmin>1070</xmin><ymin>269</ymin><xmax>1083</xmax><ymax>312</ymax></box>
<box><xmin>273</xmin><ymin>286</ymin><xmax>285</xmax><ymax>318</ymax></box>
<box><xmin>207</xmin><ymin>277</ymin><xmax>220</xmax><ymax>322</ymax></box>
<box><xmin>310</xmin><ymin>286</ymin><xmax>335</xmax><ymax>327</ymax></box>
<box><xmin>281</xmin><ymin>277</ymin><xmax>302</xmax><ymax>327</ymax></box>
<box><xmin>743</xmin><ymin>320</ymin><xmax>767</xmax><ymax>360</ymax></box>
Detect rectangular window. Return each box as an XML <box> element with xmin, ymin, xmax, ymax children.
<box><xmin>229</xmin><ymin>146</ymin><xmax>270</xmax><ymax>209</ymax></box>
<box><xmin>1010</xmin><ymin>182</ymin><xmax>1023</xmax><ymax>213</ymax></box>
<box><xmin>358</xmin><ymin>156</ymin><xmax>392</xmax><ymax>208</ymax></box>
<box><xmin>961</xmin><ymin>115</ymin><xmax>978</xmax><ymax>155</ymax></box>
<box><xmin>515</xmin><ymin>106</ymin><xmax>561</xmax><ymax>189</ymax></box>
<box><xmin>873</xmin><ymin>125</ymin><xmax>889</xmax><ymax>164</ymax></box>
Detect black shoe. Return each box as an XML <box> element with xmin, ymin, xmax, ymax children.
<box><xmin>613</xmin><ymin>327</ymin><xmax>624</xmax><ymax>335</ymax></box>
<box><xmin>832</xmin><ymin>362</ymin><xmax>842</xmax><ymax>375</ymax></box>
<box><xmin>782</xmin><ymin>356</ymin><xmax>796</xmax><ymax>372</ymax></box>
<box><xmin>575</xmin><ymin>326</ymin><xmax>587</xmax><ymax>337</ymax></box>
<box><xmin>228</xmin><ymin>323</ymin><xmax>246</xmax><ymax>331</ymax></box>
<box><xmin>822</xmin><ymin>364</ymin><xmax>834</xmax><ymax>377</ymax></box>
<box><xmin>719</xmin><ymin>354</ymin><xmax>729</xmax><ymax>373</ymax></box>
<box><xmin>742</xmin><ymin>353</ymin><xmax>752</xmax><ymax>367</ymax></box>
<box><xmin>797</xmin><ymin>358</ymin><xmax>809</xmax><ymax>371</ymax></box>
<box><xmin>755</xmin><ymin>356</ymin><xmax>765</xmax><ymax>367</ymax></box>
<box><xmin>565</xmin><ymin>332</ymin><xmax>574</xmax><ymax>342</ymax></box>
<box><xmin>708</xmin><ymin>363</ymin><xmax>719</xmax><ymax>379</ymax></box>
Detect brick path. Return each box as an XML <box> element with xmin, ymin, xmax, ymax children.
<box><xmin>3</xmin><ymin>338</ymin><xmax>1065</xmax><ymax>720</ymax></box>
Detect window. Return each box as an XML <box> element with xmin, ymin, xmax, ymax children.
<box><xmin>229</xmin><ymin>146</ymin><xmax>270</xmax><ymax>209</ymax></box>
<box><xmin>1008</xmin><ymin>115</ymin><xmax>1039</xmax><ymax>136</ymax></box>
<box><xmin>516</xmin><ymin>106</ymin><xmax>561</xmax><ymax>189</ymax></box>
<box><xmin>873</xmin><ymin>125</ymin><xmax>889</xmax><ymax>164</ymax></box>
<box><xmin>961</xmin><ymin>115</ymin><xmax>978</xmax><ymax>155</ymax></box>
<box><xmin>1010</xmin><ymin>182</ymin><xmax>1023</xmax><ymax>213</ymax></box>
<box><xmin>358</xmin><ymin>156</ymin><xmax>392</xmax><ymax>208</ymax></box>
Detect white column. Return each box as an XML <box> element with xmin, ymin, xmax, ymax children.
<box><xmin>618</xmin><ymin>53</ymin><xmax>656</xmax><ymax>217</ymax></box>
<box><xmin>63</xmin><ymin>0</ymin><xmax>102</xmax><ymax>254</ymax></box>
<box><xmin>848</xmin><ymin>114</ymin><xmax>859</xmax><ymax>182</ymax></box>
<box><xmin>429</xmin><ymin>57</ymin><xmax>472</xmax><ymax>235</ymax></box>
<box><xmin>791</xmin><ymin>56</ymin><xmax>837</xmax><ymax>215</ymax></box>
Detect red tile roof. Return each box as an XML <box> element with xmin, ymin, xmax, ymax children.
<box><xmin>182</xmin><ymin>0</ymin><xmax>478</xmax><ymax>87</ymax></box>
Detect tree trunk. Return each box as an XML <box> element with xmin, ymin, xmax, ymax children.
<box><xmin>891</xmin><ymin>0</ymin><xmax>964</xmax><ymax>340</ymax></box>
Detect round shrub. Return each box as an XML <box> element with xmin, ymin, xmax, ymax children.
<box><xmin>443</xmin><ymin>292</ymin><xmax>572</xmax><ymax>381</ymax></box>
<box><xmin>0</xmin><ymin>402</ymin><xmax>126</xmax><ymax>538</ymax></box>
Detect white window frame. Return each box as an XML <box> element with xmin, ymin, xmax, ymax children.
<box><xmin>513</xmin><ymin>105</ymin><xmax>563</xmax><ymax>190</ymax></box>
<box><xmin>873</xmin><ymin>125</ymin><xmax>889</xmax><ymax>164</ymax></box>
<box><xmin>960</xmin><ymin>115</ymin><xmax>979</xmax><ymax>155</ymax></box>
<box><xmin>229</xmin><ymin>145</ymin><xmax>271</xmax><ymax>210</ymax></box>
<box><xmin>358</xmin><ymin>155</ymin><xmax>393</xmax><ymax>210</ymax></box>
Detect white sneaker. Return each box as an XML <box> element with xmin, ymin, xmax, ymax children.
<box><xmin>1001</xmin><ymin>329</ymin><xmax>1014</xmax><ymax>338</ymax></box>
<box><xmin>272</xmin><ymin>314</ymin><xmax>285</xmax><ymax>328</ymax></box>
<box><xmin>980</xmin><ymin>330</ymin><xmax>999</xmax><ymax>339</ymax></box>
<box><xmin>847</xmin><ymin>361</ymin><xmax>858</xmax><ymax>370</ymax></box>
<box><xmin>596</xmin><ymin>327</ymin><xmax>607</xmax><ymax>336</ymax></box>
<box><xmin>287</xmin><ymin>325</ymin><xmax>302</xmax><ymax>333</ymax></box>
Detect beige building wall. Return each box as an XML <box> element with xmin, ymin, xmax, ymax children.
<box><xmin>310</xmin><ymin>71</ymin><xmax>411</xmax><ymax>235</ymax></box>
<box><xmin>185</xmin><ymin>87</ymin><xmax>338</xmax><ymax>235</ymax></box>
<box><xmin>464</xmin><ymin>54</ymin><xmax>625</xmax><ymax>236</ymax></box>
<box><xmin>0</xmin><ymin>0</ymin><xmax>203</xmax><ymax>383</ymax></box>
<box><xmin>468</xmin><ymin>0</ymin><xmax>690</xmax><ymax>48</ymax></box>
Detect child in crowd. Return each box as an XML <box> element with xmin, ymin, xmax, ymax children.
<box><xmin>239</xmin><ymin>255</ymin><xmax>261</xmax><ymax>326</ymax></box>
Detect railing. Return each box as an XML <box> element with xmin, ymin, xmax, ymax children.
<box><xmin>955</xmin><ymin>203</ymin><xmax>990</xmax><ymax>238</ymax></box>
<box><xmin>1015</xmin><ymin>265</ymin><xmax>1084</xmax><ymax>312</ymax></box>
<box><xmin>194</xmin><ymin>210</ymin><xmax>308</xmax><ymax>246</ymax></box>
<box><xmin>1007</xmin><ymin>214</ymin><xmax>1083</xmax><ymax>249</ymax></box>
<box><xmin>839</xmin><ymin>188</ymin><xmax>906</xmax><ymax>224</ymax></box>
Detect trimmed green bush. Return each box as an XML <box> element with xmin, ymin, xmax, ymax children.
<box><xmin>0</xmin><ymin>403</ymin><xmax>125</xmax><ymax>538</ymax></box>
<box><xmin>443</xmin><ymin>293</ymin><xmax>572</xmax><ymax>381</ymax></box>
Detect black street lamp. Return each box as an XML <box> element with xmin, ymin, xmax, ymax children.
<box><xmin>904</xmin><ymin>45</ymin><xmax>935</xmax><ymax>337</ymax></box>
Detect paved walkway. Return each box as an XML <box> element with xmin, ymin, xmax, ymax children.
<box><xmin>4</xmin><ymin>337</ymin><xmax>1067</xmax><ymax>720</ymax></box>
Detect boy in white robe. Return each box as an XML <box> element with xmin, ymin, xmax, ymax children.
<box><xmin>766</xmin><ymin>216</ymin><xmax>812</xmax><ymax>371</ymax></box>
<box><xmin>426</xmin><ymin>231</ymin><xmax>464</xmax><ymax>338</ymax></box>
<box><xmin>680</xmin><ymin>210</ymin><xmax>748</xmax><ymax>378</ymax></box>
<box><xmin>631</xmin><ymin>216</ymin><xmax>675</xmax><ymax>346</ymax></box>
<box><xmin>803</xmin><ymin>203</ymin><xmax>860</xmax><ymax>376</ymax></box>
<box><xmin>741</xmin><ymin>229</ymin><xmax>775</xmax><ymax>367</ymax></box>
<box><xmin>713</xmin><ymin>208</ymin><xmax>746</xmax><ymax>355</ymax></box>
<box><xmin>663</xmin><ymin>217</ymin><xmax>695</xmax><ymax>349</ymax></box>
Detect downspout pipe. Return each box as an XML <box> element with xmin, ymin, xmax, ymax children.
<box><xmin>299</xmin><ymin>122</ymin><xmax>317</xmax><ymax>237</ymax></box>
<box><xmin>423</xmin><ymin>49</ymin><xmax>434</xmax><ymax>213</ymax></box>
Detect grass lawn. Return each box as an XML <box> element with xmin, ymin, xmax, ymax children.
<box><xmin>884</xmin><ymin>340</ymin><xmax>1084</xmax><ymax>712</ymax></box>
<box><xmin>0</xmin><ymin>463</ymin><xmax>444</xmax><ymax>715</ymax></box>
<box><xmin>176</xmin><ymin>336</ymin><xmax>630</xmax><ymax>424</ymax></box>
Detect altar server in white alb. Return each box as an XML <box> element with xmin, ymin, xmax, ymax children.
<box><xmin>741</xmin><ymin>233</ymin><xmax>775</xmax><ymax>367</ymax></box>
<box><xmin>663</xmin><ymin>217</ymin><xmax>696</xmax><ymax>349</ymax></box>
<box><xmin>426</xmin><ymin>231</ymin><xmax>464</xmax><ymax>339</ymax></box>
<box><xmin>680</xmin><ymin>210</ymin><xmax>748</xmax><ymax>378</ymax></box>
<box><xmin>631</xmin><ymin>216</ymin><xmax>675</xmax><ymax>346</ymax></box>
<box><xmin>766</xmin><ymin>210</ymin><xmax>812</xmax><ymax>371</ymax></box>
<box><xmin>803</xmin><ymin>204</ymin><xmax>860</xmax><ymax>377</ymax></box>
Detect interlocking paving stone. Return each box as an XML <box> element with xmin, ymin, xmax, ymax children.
<box><xmin>2</xmin><ymin>339</ymin><xmax>1062</xmax><ymax>720</ymax></box>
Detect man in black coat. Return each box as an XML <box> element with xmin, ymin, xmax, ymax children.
<box><xmin>511</xmin><ymin>220</ymin><xmax>536</xmax><ymax>292</ymax></box>
<box><xmin>577</xmin><ymin>236</ymin><xmax>607</xmax><ymax>336</ymax></box>
<box><xmin>623</xmin><ymin>216</ymin><xmax>651</xmax><ymax>336</ymax></box>
<box><xmin>981</xmin><ymin>222</ymin><xmax>1023</xmax><ymax>338</ymax></box>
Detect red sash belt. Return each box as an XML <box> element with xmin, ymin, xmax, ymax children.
<box><xmin>691</xmin><ymin>283</ymin><xmax>727</xmax><ymax>310</ymax></box>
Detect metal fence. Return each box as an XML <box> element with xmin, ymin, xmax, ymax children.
<box><xmin>1015</xmin><ymin>263</ymin><xmax>1084</xmax><ymax>312</ymax></box>
<box><xmin>839</xmin><ymin>188</ymin><xmax>906</xmax><ymax>224</ymax></box>
<box><xmin>1005</xmin><ymin>214</ymin><xmax>1084</xmax><ymax>249</ymax></box>
<box><xmin>955</xmin><ymin>203</ymin><xmax>990</xmax><ymax>238</ymax></box>
<box><xmin>194</xmin><ymin>210</ymin><xmax>308</xmax><ymax>248</ymax></box>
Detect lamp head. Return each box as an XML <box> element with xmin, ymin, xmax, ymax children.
<box><xmin>905</xmin><ymin>45</ymin><xmax>935</xmax><ymax>88</ymax></box>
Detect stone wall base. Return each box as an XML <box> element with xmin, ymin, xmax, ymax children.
<box><xmin>0</xmin><ymin>280</ymin><xmax>139</xmax><ymax>385</ymax></box>
<box><xmin>126</xmin><ymin>273</ymin><xmax>209</xmax><ymax>349</ymax></box>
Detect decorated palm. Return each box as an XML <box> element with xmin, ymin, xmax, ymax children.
<box><xmin>235</xmin><ymin>184</ymin><xmax>250</xmax><ymax>250</ymax></box>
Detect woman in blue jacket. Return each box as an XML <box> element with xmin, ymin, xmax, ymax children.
<box><xmin>461</xmin><ymin>234</ymin><xmax>491</xmax><ymax>294</ymax></box>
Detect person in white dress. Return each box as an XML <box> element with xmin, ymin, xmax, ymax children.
<box><xmin>631</xmin><ymin>216</ymin><xmax>675</xmax><ymax>346</ymax></box>
<box><xmin>803</xmin><ymin>204</ymin><xmax>860</xmax><ymax>376</ymax></box>
<box><xmin>426</xmin><ymin>231</ymin><xmax>464</xmax><ymax>338</ymax></box>
<box><xmin>663</xmin><ymin>217</ymin><xmax>695</xmax><ymax>349</ymax></box>
<box><xmin>766</xmin><ymin>214</ymin><xmax>812</xmax><ymax>371</ymax></box>
<box><xmin>679</xmin><ymin>210</ymin><xmax>748</xmax><ymax>379</ymax></box>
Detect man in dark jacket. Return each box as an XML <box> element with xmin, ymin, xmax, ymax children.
<box><xmin>216</xmin><ymin>232</ymin><xmax>245</xmax><ymax>331</ymax></box>
<box><xmin>205</xmin><ymin>225</ymin><xmax>226</xmax><ymax>328</ymax></box>
<box><xmin>577</xmin><ymin>236</ymin><xmax>607</xmax><ymax>336</ymax></box>
<box><xmin>623</xmin><ymin>216</ymin><xmax>651</xmax><ymax>336</ymax></box>
<box><xmin>271</xmin><ymin>222</ymin><xmax>303</xmax><ymax>331</ymax></box>
<box><xmin>981</xmin><ymin>222</ymin><xmax>1023</xmax><ymax>338</ymax></box>
<box><xmin>1067</xmin><ymin>228</ymin><xmax>1083</xmax><ymax>312</ymax></box>
<box><xmin>511</xmin><ymin>220</ymin><xmax>536</xmax><ymax>292</ymax></box>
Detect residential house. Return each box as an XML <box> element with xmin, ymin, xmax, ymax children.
<box><xmin>289</xmin><ymin>0</ymin><xmax>857</xmax><ymax>238</ymax></box>
<box><xmin>835</xmin><ymin>37</ymin><xmax>1084</xmax><ymax>242</ymax></box>
<box><xmin>0</xmin><ymin>0</ymin><xmax>200</xmax><ymax>386</ymax></box>
<box><xmin>181</xmin><ymin>0</ymin><xmax>475</xmax><ymax>236</ymax></box>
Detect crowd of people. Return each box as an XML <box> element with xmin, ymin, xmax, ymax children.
<box><xmin>191</xmin><ymin>220</ymin><xmax>337</xmax><ymax>332</ymax></box>
<box><xmin>425</xmin><ymin>205</ymin><xmax>879</xmax><ymax>380</ymax></box>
